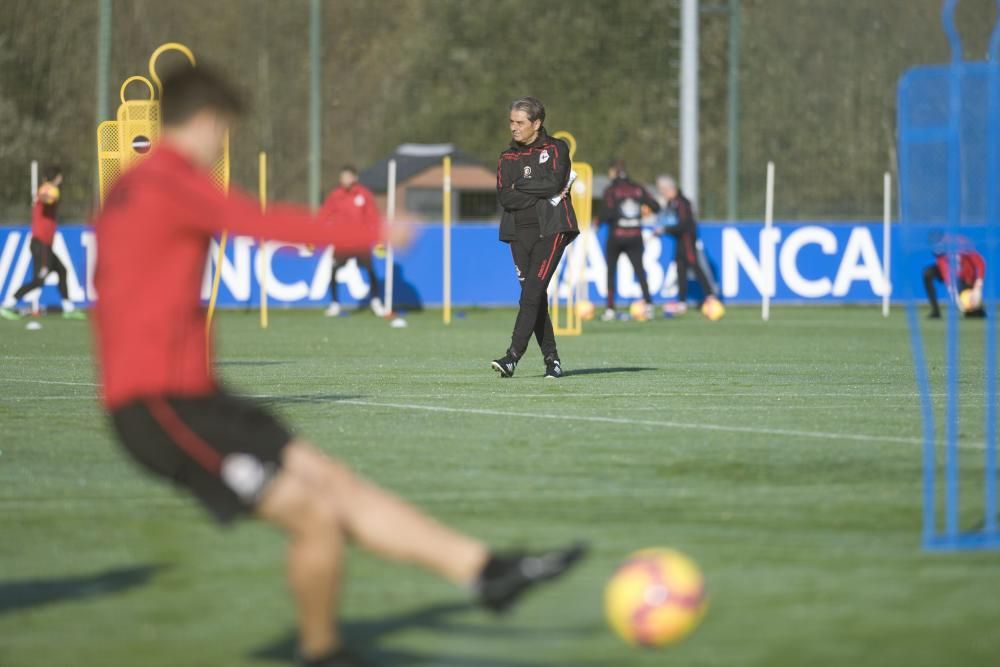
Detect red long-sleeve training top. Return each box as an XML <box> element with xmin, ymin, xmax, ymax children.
<box><xmin>936</xmin><ymin>250</ymin><xmax>986</xmax><ymax>286</ymax></box>
<box><xmin>92</xmin><ymin>144</ymin><xmax>380</xmax><ymax>409</ymax></box>
<box><xmin>31</xmin><ymin>184</ymin><xmax>59</xmax><ymax>245</ymax></box>
<box><xmin>318</xmin><ymin>183</ymin><xmax>381</xmax><ymax>236</ymax></box>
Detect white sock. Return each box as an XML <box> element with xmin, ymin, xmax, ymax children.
<box><xmin>62</xmin><ymin>299</ymin><xmax>75</xmax><ymax>312</ymax></box>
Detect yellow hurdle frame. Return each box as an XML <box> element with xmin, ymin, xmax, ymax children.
<box><xmin>95</xmin><ymin>43</ymin><xmax>231</xmax><ymax>341</ymax></box>
<box><xmin>550</xmin><ymin>131</ymin><xmax>593</xmax><ymax>336</ymax></box>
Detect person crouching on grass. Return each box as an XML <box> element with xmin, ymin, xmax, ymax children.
<box><xmin>491</xmin><ymin>97</ymin><xmax>579</xmax><ymax>379</ymax></box>
<box><xmin>924</xmin><ymin>236</ymin><xmax>987</xmax><ymax>319</ymax></box>
<box><xmin>92</xmin><ymin>66</ymin><xmax>585</xmax><ymax>667</ymax></box>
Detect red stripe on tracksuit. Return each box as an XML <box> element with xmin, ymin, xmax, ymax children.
<box><xmin>537</xmin><ymin>234</ymin><xmax>564</xmax><ymax>279</ymax></box>
<box><xmin>145</xmin><ymin>398</ymin><xmax>223</xmax><ymax>474</ymax></box>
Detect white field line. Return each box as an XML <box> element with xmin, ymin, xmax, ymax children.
<box><xmin>306</xmin><ymin>391</ymin><xmax>946</xmax><ymax>400</ymax></box>
<box><xmin>333</xmin><ymin>399</ymin><xmax>925</xmax><ymax>446</ymax></box>
<box><xmin>0</xmin><ymin>378</ymin><xmax>982</xmax><ymax>449</ymax></box>
<box><xmin>0</xmin><ymin>379</ymin><xmax>947</xmax><ymax>400</ymax></box>
<box><xmin>0</xmin><ymin>379</ymin><xmax>98</xmax><ymax>386</ymax></box>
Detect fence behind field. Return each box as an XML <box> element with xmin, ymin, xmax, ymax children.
<box><xmin>3</xmin><ymin>0</ymin><xmax>999</xmax><ymax>224</ymax></box>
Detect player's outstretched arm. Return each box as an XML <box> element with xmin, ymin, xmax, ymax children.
<box><xmin>182</xmin><ymin>178</ymin><xmax>383</xmax><ymax>253</ymax></box>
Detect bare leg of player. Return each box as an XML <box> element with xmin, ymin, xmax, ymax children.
<box><xmin>258</xmin><ymin>440</ymin><xmax>585</xmax><ymax>664</ymax></box>
<box><xmin>282</xmin><ymin>442</ymin><xmax>489</xmax><ymax>584</ymax></box>
<box><xmin>257</xmin><ymin>460</ymin><xmax>347</xmax><ymax>659</ymax></box>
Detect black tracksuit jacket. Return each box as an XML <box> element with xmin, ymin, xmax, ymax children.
<box><xmin>496</xmin><ymin>128</ymin><xmax>579</xmax><ymax>242</ymax></box>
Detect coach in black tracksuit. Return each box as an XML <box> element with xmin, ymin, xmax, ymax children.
<box><xmin>491</xmin><ymin>97</ymin><xmax>579</xmax><ymax>379</ymax></box>
<box><xmin>599</xmin><ymin>162</ymin><xmax>660</xmax><ymax>314</ymax></box>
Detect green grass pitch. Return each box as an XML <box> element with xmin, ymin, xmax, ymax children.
<box><xmin>1</xmin><ymin>306</ymin><xmax>999</xmax><ymax>667</ymax></box>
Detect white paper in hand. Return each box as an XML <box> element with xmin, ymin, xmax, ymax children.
<box><xmin>550</xmin><ymin>170</ymin><xmax>578</xmax><ymax>206</ymax></box>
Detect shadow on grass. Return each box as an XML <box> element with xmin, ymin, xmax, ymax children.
<box><xmin>563</xmin><ymin>366</ymin><xmax>657</xmax><ymax>377</ymax></box>
<box><xmin>251</xmin><ymin>600</ymin><xmax>602</xmax><ymax>666</ymax></box>
<box><xmin>0</xmin><ymin>564</ymin><xmax>164</xmax><ymax>616</ymax></box>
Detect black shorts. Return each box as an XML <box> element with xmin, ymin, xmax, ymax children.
<box><xmin>110</xmin><ymin>392</ymin><xmax>292</xmax><ymax>524</ymax></box>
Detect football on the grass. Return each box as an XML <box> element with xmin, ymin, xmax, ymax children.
<box><xmin>605</xmin><ymin>548</ymin><xmax>708</xmax><ymax>647</ymax></box>
<box><xmin>629</xmin><ymin>300</ymin><xmax>650</xmax><ymax>321</ymax></box>
<box><xmin>701</xmin><ymin>296</ymin><xmax>725</xmax><ymax>321</ymax></box>
<box><xmin>959</xmin><ymin>288</ymin><xmax>981</xmax><ymax>313</ymax></box>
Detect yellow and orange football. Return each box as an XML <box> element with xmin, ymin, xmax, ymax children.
<box><xmin>604</xmin><ymin>548</ymin><xmax>708</xmax><ymax>648</ymax></box>
<box><xmin>959</xmin><ymin>288</ymin><xmax>982</xmax><ymax>313</ymax></box>
<box><xmin>37</xmin><ymin>183</ymin><xmax>60</xmax><ymax>205</ymax></box>
<box><xmin>701</xmin><ymin>296</ymin><xmax>725</xmax><ymax>321</ymax></box>
<box><xmin>629</xmin><ymin>300</ymin><xmax>651</xmax><ymax>322</ymax></box>
<box><xmin>576</xmin><ymin>300</ymin><xmax>596</xmax><ymax>321</ymax></box>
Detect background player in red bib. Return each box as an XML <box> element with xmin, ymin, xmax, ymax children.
<box><xmin>93</xmin><ymin>66</ymin><xmax>584</xmax><ymax>667</ymax></box>
<box><xmin>1</xmin><ymin>165</ymin><xmax>83</xmax><ymax>320</ymax></box>
<box><xmin>318</xmin><ymin>166</ymin><xmax>385</xmax><ymax>317</ymax></box>
<box><xmin>924</xmin><ymin>241</ymin><xmax>987</xmax><ymax>319</ymax></box>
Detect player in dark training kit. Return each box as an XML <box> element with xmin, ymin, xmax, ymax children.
<box><xmin>1</xmin><ymin>165</ymin><xmax>83</xmax><ymax>320</ymax></box>
<box><xmin>492</xmin><ymin>97</ymin><xmax>579</xmax><ymax>379</ymax></box>
<box><xmin>598</xmin><ymin>161</ymin><xmax>659</xmax><ymax>321</ymax></box>
<box><xmin>92</xmin><ymin>67</ymin><xmax>585</xmax><ymax>667</ymax></box>
<box><xmin>656</xmin><ymin>175</ymin><xmax>716</xmax><ymax>314</ymax></box>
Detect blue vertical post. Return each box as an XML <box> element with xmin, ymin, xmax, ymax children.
<box><xmin>909</xmin><ymin>301</ymin><xmax>940</xmax><ymax>547</ymax></box>
<box><xmin>984</xmin><ymin>1</ymin><xmax>1000</xmax><ymax>537</ymax></box>
<box><xmin>899</xmin><ymin>75</ymin><xmax>941</xmax><ymax>547</ymax></box>
<box><xmin>942</xmin><ymin>0</ymin><xmax>963</xmax><ymax>540</ymax></box>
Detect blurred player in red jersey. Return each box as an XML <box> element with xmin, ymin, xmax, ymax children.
<box><xmin>924</xmin><ymin>242</ymin><xmax>987</xmax><ymax>319</ymax></box>
<box><xmin>0</xmin><ymin>165</ymin><xmax>84</xmax><ymax>320</ymax></box>
<box><xmin>318</xmin><ymin>166</ymin><xmax>385</xmax><ymax>317</ymax></box>
<box><xmin>92</xmin><ymin>66</ymin><xmax>584</xmax><ymax>667</ymax></box>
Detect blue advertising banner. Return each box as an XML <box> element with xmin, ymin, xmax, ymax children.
<box><xmin>0</xmin><ymin>221</ymin><xmax>958</xmax><ymax>309</ymax></box>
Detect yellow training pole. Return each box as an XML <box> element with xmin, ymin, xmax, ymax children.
<box><xmin>259</xmin><ymin>151</ymin><xmax>269</xmax><ymax>329</ymax></box>
<box><xmin>204</xmin><ymin>132</ymin><xmax>231</xmax><ymax>338</ymax></box>
<box><xmin>206</xmin><ymin>233</ymin><xmax>228</xmax><ymax>336</ymax></box>
<box><xmin>443</xmin><ymin>155</ymin><xmax>452</xmax><ymax>325</ymax></box>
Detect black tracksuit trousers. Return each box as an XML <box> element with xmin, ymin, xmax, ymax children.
<box><xmin>330</xmin><ymin>251</ymin><xmax>380</xmax><ymax>304</ymax></box>
<box><xmin>674</xmin><ymin>232</ymin><xmax>715</xmax><ymax>302</ymax></box>
<box><xmin>14</xmin><ymin>238</ymin><xmax>69</xmax><ymax>301</ymax></box>
<box><xmin>606</xmin><ymin>233</ymin><xmax>650</xmax><ymax>308</ymax></box>
<box><xmin>508</xmin><ymin>228</ymin><xmax>569</xmax><ymax>361</ymax></box>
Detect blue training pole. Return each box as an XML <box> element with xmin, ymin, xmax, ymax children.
<box><xmin>984</xmin><ymin>1</ymin><xmax>1000</xmax><ymax>537</ymax></box>
<box><xmin>898</xmin><ymin>63</ymin><xmax>941</xmax><ymax>548</ymax></box>
<box><xmin>942</xmin><ymin>0</ymin><xmax>963</xmax><ymax>541</ymax></box>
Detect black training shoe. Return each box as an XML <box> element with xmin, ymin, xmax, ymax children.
<box><xmin>544</xmin><ymin>358</ymin><xmax>563</xmax><ymax>379</ymax></box>
<box><xmin>491</xmin><ymin>355</ymin><xmax>517</xmax><ymax>378</ymax></box>
<box><xmin>928</xmin><ymin>311</ymin><xmax>942</xmax><ymax>320</ymax></box>
<box><xmin>477</xmin><ymin>542</ymin><xmax>588</xmax><ymax>613</ymax></box>
<box><xmin>299</xmin><ymin>648</ymin><xmax>367</xmax><ymax>667</ymax></box>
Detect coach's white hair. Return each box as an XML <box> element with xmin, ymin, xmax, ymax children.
<box><xmin>657</xmin><ymin>175</ymin><xmax>677</xmax><ymax>189</ymax></box>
